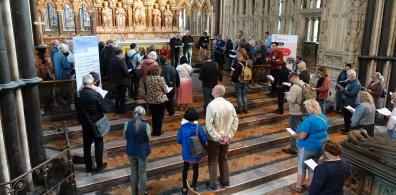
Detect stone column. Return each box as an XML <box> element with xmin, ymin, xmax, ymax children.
<box><xmin>1</xmin><ymin>0</ymin><xmax>33</xmax><ymax>181</ymax></box>
<box><xmin>74</xmin><ymin>14</ymin><xmax>79</xmax><ymax>35</ymax></box>
<box><xmin>0</xmin><ymin>7</ymin><xmax>26</xmax><ymax>181</ymax></box>
<box><xmin>56</xmin><ymin>10</ymin><xmax>62</xmax><ymax>35</ymax></box>
<box><xmin>29</xmin><ymin>0</ymin><xmax>43</xmax><ymax>46</ymax></box>
<box><xmin>90</xmin><ymin>11</ymin><xmax>96</xmax><ymax>35</ymax></box>
<box><xmin>0</xmin><ymin>115</ymin><xmax>10</xmax><ymax>194</ymax></box>
<box><xmin>10</xmin><ymin>0</ymin><xmax>46</xmax><ymax>169</ymax></box>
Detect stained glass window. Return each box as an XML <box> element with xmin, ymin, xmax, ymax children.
<box><xmin>79</xmin><ymin>4</ymin><xmax>91</xmax><ymax>31</ymax></box>
<box><xmin>44</xmin><ymin>3</ymin><xmax>58</xmax><ymax>32</ymax></box>
<box><xmin>62</xmin><ymin>4</ymin><xmax>75</xmax><ymax>32</ymax></box>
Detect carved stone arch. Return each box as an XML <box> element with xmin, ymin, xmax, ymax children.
<box><xmin>191</xmin><ymin>0</ymin><xmax>202</xmax><ymax>15</ymax></box>
<box><xmin>177</xmin><ymin>0</ymin><xmax>191</xmax><ymax>15</ymax></box>
<box><xmin>79</xmin><ymin>0</ymin><xmax>93</xmax><ymax>13</ymax></box>
<box><xmin>201</xmin><ymin>0</ymin><xmax>212</xmax><ymax>13</ymax></box>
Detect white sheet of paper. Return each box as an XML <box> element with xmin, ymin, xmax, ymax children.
<box><xmin>304</xmin><ymin>159</ymin><xmax>318</xmax><ymax>170</ymax></box>
<box><xmin>95</xmin><ymin>87</ymin><xmax>108</xmax><ymax>98</ymax></box>
<box><xmin>390</xmin><ymin>92</ymin><xmax>393</xmax><ymax>96</ymax></box>
<box><xmin>128</xmin><ymin>69</ymin><xmax>133</xmax><ymax>72</ymax></box>
<box><xmin>166</xmin><ymin>86</ymin><xmax>173</xmax><ymax>93</ymax></box>
<box><xmin>282</xmin><ymin>82</ymin><xmax>292</xmax><ymax>87</ymax></box>
<box><xmin>286</xmin><ymin>128</ymin><xmax>296</xmax><ymax>135</ymax></box>
<box><xmin>267</xmin><ymin>75</ymin><xmax>274</xmax><ymax>81</ymax></box>
<box><xmin>377</xmin><ymin>108</ymin><xmax>392</xmax><ymax>116</ymax></box>
<box><xmin>345</xmin><ymin>106</ymin><xmax>355</xmax><ymax>113</ymax></box>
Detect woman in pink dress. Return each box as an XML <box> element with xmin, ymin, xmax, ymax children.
<box><xmin>176</xmin><ymin>56</ymin><xmax>193</xmax><ymax>110</ymax></box>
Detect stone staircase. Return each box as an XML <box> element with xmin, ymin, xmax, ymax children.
<box><xmin>42</xmin><ymin>79</ymin><xmax>347</xmax><ymax>195</ymax></box>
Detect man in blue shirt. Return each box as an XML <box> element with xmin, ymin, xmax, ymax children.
<box><xmin>263</xmin><ymin>32</ymin><xmax>272</xmax><ymax>55</ymax></box>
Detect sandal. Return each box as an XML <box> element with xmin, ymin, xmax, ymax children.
<box><xmin>289</xmin><ymin>185</ymin><xmax>303</xmax><ymax>193</ymax></box>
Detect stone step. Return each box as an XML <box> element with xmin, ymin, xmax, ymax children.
<box><xmin>45</xmin><ymin>102</ymin><xmax>285</xmax><ymax>151</ymax></box>
<box><xmin>70</xmin><ymin>111</ymin><xmax>290</xmax><ymax>162</ymax></box>
<box><xmin>74</xmin><ymin>117</ymin><xmax>345</xmax><ymax>194</ymax></box>
<box><xmin>75</xmin><ymin>132</ymin><xmax>292</xmax><ymax>194</ymax></box>
<box><xmin>43</xmin><ymin>92</ymin><xmax>275</xmax><ymax>142</ymax></box>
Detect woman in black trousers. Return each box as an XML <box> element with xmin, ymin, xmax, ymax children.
<box><xmin>145</xmin><ymin>66</ymin><xmax>168</xmax><ymax>136</ymax></box>
<box><xmin>273</xmin><ymin>61</ymin><xmax>290</xmax><ymax>115</ymax></box>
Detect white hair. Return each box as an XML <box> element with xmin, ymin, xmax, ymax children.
<box><xmin>82</xmin><ymin>74</ymin><xmax>94</xmax><ymax>86</ymax></box>
<box><xmin>347</xmin><ymin>69</ymin><xmax>357</xmax><ymax>79</ymax></box>
<box><xmin>374</xmin><ymin>72</ymin><xmax>384</xmax><ymax>83</ymax></box>
<box><xmin>58</xmin><ymin>43</ymin><xmax>69</xmax><ymax>53</ymax></box>
<box><xmin>213</xmin><ymin>85</ymin><xmax>226</xmax><ymax>97</ymax></box>
<box><xmin>297</xmin><ymin>62</ymin><xmax>306</xmax><ymax>71</ymax></box>
<box><xmin>147</xmin><ymin>51</ymin><xmax>157</xmax><ymax>60</ymax></box>
<box><xmin>133</xmin><ymin>106</ymin><xmax>146</xmax><ymax>130</ymax></box>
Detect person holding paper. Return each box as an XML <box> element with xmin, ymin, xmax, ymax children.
<box><xmin>266</xmin><ymin>42</ymin><xmax>283</xmax><ymax>95</ymax></box>
<box><xmin>309</xmin><ymin>140</ymin><xmax>350</xmax><ymax>195</ymax></box>
<box><xmin>290</xmin><ymin>99</ymin><xmax>328</xmax><ymax>193</ymax></box>
<box><xmin>160</xmin><ymin>56</ymin><xmax>180</xmax><ymax>116</ymax></box>
<box><xmin>334</xmin><ymin>64</ymin><xmax>351</xmax><ymax>113</ymax></box>
<box><xmin>182</xmin><ymin>31</ymin><xmax>194</xmax><ymax>65</ymax></box>
<box><xmin>231</xmin><ymin>48</ymin><xmax>249</xmax><ymax>114</ymax></box>
<box><xmin>145</xmin><ymin>66</ymin><xmax>168</xmax><ymax>136</ymax></box>
<box><xmin>313</xmin><ymin>66</ymin><xmax>331</xmax><ymax>115</ymax></box>
<box><xmin>339</xmin><ymin>69</ymin><xmax>361</xmax><ymax>134</ymax></box>
<box><xmin>350</xmin><ymin>91</ymin><xmax>376</xmax><ymax>136</ymax></box>
<box><xmin>387</xmin><ymin>92</ymin><xmax>396</xmax><ymax>139</ymax></box>
<box><xmin>283</xmin><ymin>73</ymin><xmax>305</xmax><ymax>155</ymax></box>
<box><xmin>176</xmin><ymin>56</ymin><xmax>194</xmax><ymax>110</ymax></box>
<box><xmin>273</xmin><ymin>61</ymin><xmax>290</xmax><ymax>115</ymax></box>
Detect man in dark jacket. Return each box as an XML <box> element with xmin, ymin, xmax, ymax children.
<box><xmin>160</xmin><ymin>56</ymin><xmax>179</xmax><ymax>116</ymax></box>
<box><xmin>273</xmin><ymin>61</ymin><xmax>290</xmax><ymax>115</ymax></box>
<box><xmin>50</xmin><ymin>40</ymin><xmax>59</xmax><ymax>66</ymax></box>
<box><xmin>170</xmin><ymin>33</ymin><xmax>182</xmax><ymax>66</ymax></box>
<box><xmin>75</xmin><ymin>74</ymin><xmax>107</xmax><ymax>172</ymax></box>
<box><xmin>109</xmin><ymin>48</ymin><xmax>130</xmax><ymax>114</ymax></box>
<box><xmin>100</xmin><ymin>40</ymin><xmax>116</xmax><ymax>77</ymax></box>
<box><xmin>199</xmin><ymin>55</ymin><xmax>223</xmax><ymax>113</ymax></box>
<box><xmin>197</xmin><ymin>32</ymin><xmax>210</xmax><ymax>63</ymax></box>
<box><xmin>182</xmin><ymin>31</ymin><xmax>194</xmax><ymax>64</ymax></box>
<box><xmin>339</xmin><ymin>69</ymin><xmax>361</xmax><ymax>133</ymax></box>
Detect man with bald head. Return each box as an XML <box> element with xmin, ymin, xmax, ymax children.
<box><xmin>182</xmin><ymin>30</ymin><xmax>194</xmax><ymax>64</ymax></box>
<box><xmin>205</xmin><ymin>85</ymin><xmax>239</xmax><ymax>190</ymax></box>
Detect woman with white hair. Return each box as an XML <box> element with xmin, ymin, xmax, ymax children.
<box><xmin>387</xmin><ymin>93</ymin><xmax>396</xmax><ymax>140</ymax></box>
<box><xmin>291</xmin><ymin>99</ymin><xmax>328</xmax><ymax>193</ymax></box>
<box><xmin>53</xmin><ymin>43</ymin><xmax>71</xmax><ymax>80</ymax></box>
<box><xmin>124</xmin><ymin>106</ymin><xmax>151</xmax><ymax>195</ymax></box>
<box><xmin>367</xmin><ymin>72</ymin><xmax>385</xmax><ymax>121</ymax></box>
<box><xmin>350</xmin><ymin>91</ymin><xmax>376</xmax><ymax>137</ymax></box>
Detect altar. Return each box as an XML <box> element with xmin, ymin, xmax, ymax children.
<box><xmin>118</xmin><ymin>39</ymin><xmax>171</xmax><ymax>58</ymax></box>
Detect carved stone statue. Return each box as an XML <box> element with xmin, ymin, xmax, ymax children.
<box><xmin>102</xmin><ymin>1</ymin><xmax>112</xmax><ymax>28</ymax></box>
<box><xmin>164</xmin><ymin>4</ymin><xmax>173</xmax><ymax>29</ymax></box>
<box><xmin>152</xmin><ymin>4</ymin><xmax>161</xmax><ymax>29</ymax></box>
<box><xmin>133</xmin><ymin>0</ymin><xmax>146</xmax><ymax>26</ymax></box>
<box><xmin>115</xmin><ymin>2</ymin><xmax>127</xmax><ymax>28</ymax></box>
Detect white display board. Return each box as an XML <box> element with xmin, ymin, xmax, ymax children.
<box><xmin>272</xmin><ymin>34</ymin><xmax>298</xmax><ymax>70</ymax></box>
<box><xmin>73</xmin><ymin>36</ymin><xmax>101</xmax><ymax>89</ymax></box>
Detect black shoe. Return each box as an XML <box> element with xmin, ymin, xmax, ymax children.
<box><xmin>221</xmin><ymin>181</ymin><xmax>230</xmax><ymax>187</ymax></box>
<box><xmin>243</xmin><ymin>109</ymin><xmax>248</xmax><ymax>114</ymax></box>
<box><xmin>205</xmin><ymin>181</ymin><xmax>218</xmax><ymax>191</ymax></box>
<box><xmin>95</xmin><ymin>162</ymin><xmax>107</xmax><ymax>172</ymax></box>
<box><xmin>237</xmin><ymin>109</ymin><xmax>243</xmax><ymax>114</ymax></box>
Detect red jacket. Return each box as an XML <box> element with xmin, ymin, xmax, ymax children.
<box><xmin>267</xmin><ymin>49</ymin><xmax>283</xmax><ymax>70</ymax></box>
<box><xmin>316</xmin><ymin>76</ymin><xmax>331</xmax><ymax>100</ymax></box>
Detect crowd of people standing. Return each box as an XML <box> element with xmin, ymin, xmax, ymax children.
<box><xmin>52</xmin><ymin>29</ymin><xmax>396</xmax><ymax>195</ymax></box>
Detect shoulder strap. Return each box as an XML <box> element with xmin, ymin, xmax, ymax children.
<box><xmin>195</xmin><ymin>124</ymin><xmax>199</xmax><ymax>136</ymax></box>
<box><xmin>77</xmin><ymin>95</ymin><xmax>94</xmax><ymax>126</ymax></box>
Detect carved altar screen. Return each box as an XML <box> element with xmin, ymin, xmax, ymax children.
<box><xmin>62</xmin><ymin>4</ymin><xmax>75</xmax><ymax>32</ymax></box>
<box><xmin>79</xmin><ymin>4</ymin><xmax>91</xmax><ymax>32</ymax></box>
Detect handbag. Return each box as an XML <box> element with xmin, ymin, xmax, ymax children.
<box><xmin>189</xmin><ymin>125</ymin><xmax>207</xmax><ymax>157</ymax></box>
<box><xmin>78</xmin><ymin>96</ymin><xmax>110</xmax><ymax>138</ymax></box>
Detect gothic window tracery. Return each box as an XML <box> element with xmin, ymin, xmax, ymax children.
<box><xmin>62</xmin><ymin>4</ymin><xmax>75</xmax><ymax>32</ymax></box>
<box><xmin>44</xmin><ymin>2</ymin><xmax>57</xmax><ymax>32</ymax></box>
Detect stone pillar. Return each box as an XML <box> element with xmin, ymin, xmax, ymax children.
<box><xmin>0</xmin><ymin>115</ymin><xmax>10</xmax><ymax>194</ymax></box>
<box><xmin>0</xmin><ymin>7</ymin><xmax>27</xmax><ymax>181</ymax></box>
<box><xmin>1</xmin><ymin>0</ymin><xmax>33</xmax><ymax>181</ymax></box>
<box><xmin>29</xmin><ymin>0</ymin><xmax>43</xmax><ymax>46</ymax></box>
<box><xmin>10</xmin><ymin>0</ymin><xmax>46</xmax><ymax>169</ymax></box>
<box><xmin>74</xmin><ymin>14</ymin><xmax>79</xmax><ymax>35</ymax></box>
<box><xmin>90</xmin><ymin>12</ymin><xmax>96</xmax><ymax>35</ymax></box>
<box><xmin>375</xmin><ymin>0</ymin><xmax>392</xmax><ymax>73</ymax></box>
<box><xmin>56</xmin><ymin>11</ymin><xmax>62</xmax><ymax>35</ymax></box>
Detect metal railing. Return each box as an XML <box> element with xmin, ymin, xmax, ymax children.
<box><xmin>0</xmin><ymin>125</ymin><xmax>76</xmax><ymax>194</ymax></box>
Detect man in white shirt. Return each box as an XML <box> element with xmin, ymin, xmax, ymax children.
<box><xmin>205</xmin><ymin>85</ymin><xmax>239</xmax><ymax>190</ymax></box>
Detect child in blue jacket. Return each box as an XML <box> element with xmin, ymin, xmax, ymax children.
<box><xmin>177</xmin><ymin>108</ymin><xmax>207</xmax><ymax>195</ymax></box>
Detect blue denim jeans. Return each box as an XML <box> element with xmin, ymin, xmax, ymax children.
<box><xmin>387</xmin><ymin>129</ymin><xmax>396</xmax><ymax>140</ymax></box>
<box><xmin>203</xmin><ymin>86</ymin><xmax>214</xmax><ymax>113</ymax></box>
<box><xmin>334</xmin><ymin>90</ymin><xmax>343</xmax><ymax>112</ymax></box>
<box><xmin>297</xmin><ymin>147</ymin><xmax>322</xmax><ymax>176</ymax></box>
<box><xmin>184</xmin><ymin>47</ymin><xmax>193</xmax><ymax>65</ymax></box>
<box><xmin>288</xmin><ymin>115</ymin><xmax>302</xmax><ymax>152</ymax></box>
<box><xmin>234</xmin><ymin>82</ymin><xmax>248</xmax><ymax>111</ymax></box>
<box><xmin>128</xmin><ymin>156</ymin><xmax>148</xmax><ymax>195</ymax></box>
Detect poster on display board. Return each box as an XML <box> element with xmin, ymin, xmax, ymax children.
<box><xmin>73</xmin><ymin>36</ymin><xmax>101</xmax><ymax>88</ymax></box>
<box><xmin>272</xmin><ymin>34</ymin><xmax>298</xmax><ymax>71</ymax></box>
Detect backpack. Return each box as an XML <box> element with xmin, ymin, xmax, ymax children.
<box><xmin>238</xmin><ymin>62</ymin><xmax>252</xmax><ymax>83</ymax></box>
<box><xmin>295</xmin><ymin>82</ymin><xmax>316</xmax><ymax>110</ymax></box>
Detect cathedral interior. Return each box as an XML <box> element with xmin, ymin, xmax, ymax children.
<box><xmin>0</xmin><ymin>0</ymin><xmax>396</xmax><ymax>194</ymax></box>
